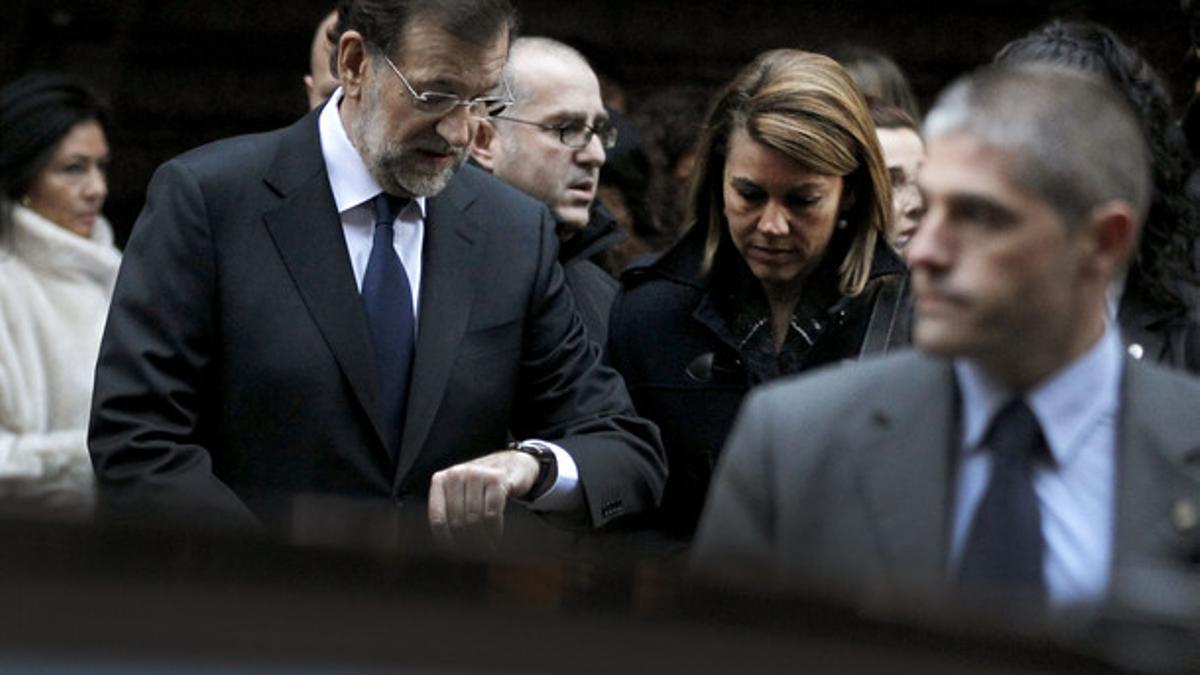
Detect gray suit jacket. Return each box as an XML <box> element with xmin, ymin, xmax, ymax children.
<box><xmin>692</xmin><ymin>350</ymin><xmax>1200</xmax><ymax>613</ymax></box>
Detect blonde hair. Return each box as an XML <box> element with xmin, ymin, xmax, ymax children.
<box><xmin>688</xmin><ymin>49</ymin><xmax>891</xmax><ymax>296</ymax></box>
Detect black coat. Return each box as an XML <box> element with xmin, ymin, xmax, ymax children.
<box><xmin>559</xmin><ymin>204</ymin><xmax>623</xmax><ymax>348</ymax></box>
<box><xmin>607</xmin><ymin>226</ymin><xmax>910</xmax><ymax>536</ymax></box>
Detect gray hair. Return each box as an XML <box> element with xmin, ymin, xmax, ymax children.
<box><xmin>923</xmin><ymin>64</ymin><xmax>1151</xmax><ymax>228</ymax></box>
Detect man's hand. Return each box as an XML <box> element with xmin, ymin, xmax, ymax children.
<box><xmin>427</xmin><ymin>450</ymin><xmax>540</xmax><ymax>552</ymax></box>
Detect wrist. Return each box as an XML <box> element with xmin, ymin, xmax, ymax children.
<box><xmin>507</xmin><ymin>440</ymin><xmax>558</xmax><ymax>499</ymax></box>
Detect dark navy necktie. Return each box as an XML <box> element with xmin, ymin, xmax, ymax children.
<box><xmin>957</xmin><ymin>398</ymin><xmax>1048</xmax><ymax>603</ymax></box>
<box><xmin>361</xmin><ymin>193</ymin><xmax>414</xmax><ymax>463</ymax></box>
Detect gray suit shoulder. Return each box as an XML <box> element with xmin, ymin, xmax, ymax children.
<box><xmin>746</xmin><ymin>348</ymin><xmax>942</xmax><ymax>418</ymax></box>
<box><xmin>1125</xmin><ymin>356</ymin><xmax>1200</xmax><ymax>457</ymax></box>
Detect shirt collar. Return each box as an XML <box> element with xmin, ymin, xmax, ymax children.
<box><xmin>955</xmin><ymin>326</ymin><xmax>1124</xmax><ymax>465</ymax></box>
<box><xmin>317</xmin><ymin>87</ymin><xmax>426</xmax><ymax>218</ymax></box>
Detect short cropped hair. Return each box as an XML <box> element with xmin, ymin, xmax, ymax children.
<box><xmin>328</xmin><ymin>0</ymin><xmax>518</xmax><ymax>73</ymax></box>
<box><xmin>995</xmin><ymin>19</ymin><xmax>1198</xmax><ymax>316</ymax></box>
<box><xmin>924</xmin><ymin>64</ymin><xmax>1151</xmax><ymax>229</ymax></box>
<box><xmin>689</xmin><ymin>49</ymin><xmax>892</xmax><ymax>297</ymax></box>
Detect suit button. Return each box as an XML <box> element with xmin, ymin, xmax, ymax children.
<box><xmin>1128</xmin><ymin>343</ymin><xmax>1144</xmax><ymax>359</ymax></box>
<box><xmin>1172</xmin><ymin>499</ymin><xmax>1198</xmax><ymax>535</ymax></box>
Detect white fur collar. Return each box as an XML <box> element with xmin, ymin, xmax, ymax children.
<box><xmin>6</xmin><ymin>205</ymin><xmax>121</xmax><ymax>287</ymax></box>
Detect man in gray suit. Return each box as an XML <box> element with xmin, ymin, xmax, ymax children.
<box><xmin>692</xmin><ymin>65</ymin><xmax>1200</xmax><ymax>617</ymax></box>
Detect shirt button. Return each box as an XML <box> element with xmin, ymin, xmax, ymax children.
<box><xmin>1127</xmin><ymin>343</ymin><xmax>1144</xmax><ymax>360</ymax></box>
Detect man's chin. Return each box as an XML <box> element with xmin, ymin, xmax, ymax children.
<box><xmin>390</xmin><ymin>163</ymin><xmax>462</xmax><ymax>198</ymax></box>
<box><xmin>913</xmin><ymin>320</ymin><xmax>973</xmax><ymax>358</ymax></box>
<box><xmin>553</xmin><ymin>204</ymin><xmax>591</xmax><ymax>234</ymax></box>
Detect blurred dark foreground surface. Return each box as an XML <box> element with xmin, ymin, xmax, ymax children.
<box><xmin>0</xmin><ymin>502</ymin><xmax>1196</xmax><ymax>675</ymax></box>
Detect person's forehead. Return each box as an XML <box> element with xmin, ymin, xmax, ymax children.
<box><xmin>394</xmin><ymin>20</ymin><xmax>509</xmax><ymax>87</ymax></box>
<box><xmin>518</xmin><ymin>58</ymin><xmax>604</xmax><ymax>115</ymax></box>
<box><xmin>920</xmin><ymin>134</ymin><xmax>1016</xmax><ymax>195</ymax></box>
<box><xmin>878</xmin><ymin>127</ymin><xmax>923</xmax><ymax>166</ymax></box>
<box><xmin>922</xmin><ymin>134</ymin><xmax>1067</xmax><ymax>228</ymax></box>
<box><xmin>58</xmin><ymin>120</ymin><xmax>109</xmax><ymax>154</ymax></box>
<box><xmin>725</xmin><ymin>131</ymin><xmax>840</xmax><ymax>187</ymax></box>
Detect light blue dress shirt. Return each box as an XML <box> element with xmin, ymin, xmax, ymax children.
<box><xmin>950</xmin><ymin>328</ymin><xmax>1123</xmax><ymax>608</ymax></box>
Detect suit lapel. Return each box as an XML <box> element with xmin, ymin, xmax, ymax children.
<box><xmin>854</xmin><ymin>356</ymin><xmax>959</xmax><ymax>590</ymax></box>
<box><xmin>259</xmin><ymin>111</ymin><xmax>392</xmax><ymax>464</ymax></box>
<box><xmin>1111</xmin><ymin>359</ymin><xmax>1200</xmax><ymax>586</ymax></box>
<box><xmin>393</xmin><ymin>175</ymin><xmax>480</xmax><ymax>488</ymax></box>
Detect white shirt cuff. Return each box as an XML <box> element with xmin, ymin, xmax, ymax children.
<box><xmin>518</xmin><ymin>439</ymin><xmax>580</xmax><ymax>512</ymax></box>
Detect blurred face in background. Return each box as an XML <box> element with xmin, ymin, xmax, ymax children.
<box><xmin>723</xmin><ymin>128</ymin><xmax>849</xmax><ymax>299</ymax></box>
<box><xmin>305</xmin><ymin>10</ymin><xmax>339</xmax><ymax>110</ymax></box>
<box><xmin>877</xmin><ymin>125</ymin><xmax>925</xmax><ymax>251</ymax></box>
<box><xmin>25</xmin><ymin>119</ymin><xmax>109</xmax><ymax>238</ymax></box>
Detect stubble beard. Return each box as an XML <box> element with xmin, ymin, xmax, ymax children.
<box><xmin>354</xmin><ymin>81</ymin><xmax>466</xmax><ymax>197</ymax></box>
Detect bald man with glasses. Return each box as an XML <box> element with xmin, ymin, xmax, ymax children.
<box><xmin>471</xmin><ymin>36</ymin><xmax>624</xmax><ymax>345</ymax></box>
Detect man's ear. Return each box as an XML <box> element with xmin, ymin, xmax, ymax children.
<box><xmin>304</xmin><ymin>74</ymin><xmax>316</xmax><ymax>101</ymax></box>
<box><xmin>1082</xmin><ymin>200</ymin><xmax>1140</xmax><ymax>279</ymax></box>
<box><xmin>337</xmin><ymin>30</ymin><xmax>368</xmax><ymax>100</ymax></box>
<box><xmin>470</xmin><ymin>120</ymin><xmax>499</xmax><ymax>172</ymax></box>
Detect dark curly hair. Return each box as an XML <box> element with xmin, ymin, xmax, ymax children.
<box><xmin>996</xmin><ymin>20</ymin><xmax>1200</xmax><ymax>317</ymax></box>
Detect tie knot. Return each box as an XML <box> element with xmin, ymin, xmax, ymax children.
<box><xmin>983</xmin><ymin>399</ymin><xmax>1046</xmax><ymax>463</ymax></box>
<box><xmin>373</xmin><ymin>192</ymin><xmax>406</xmax><ymax>228</ymax></box>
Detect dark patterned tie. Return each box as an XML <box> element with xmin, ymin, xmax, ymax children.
<box><xmin>361</xmin><ymin>193</ymin><xmax>414</xmax><ymax>464</ymax></box>
<box><xmin>957</xmin><ymin>398</ymin><xmax>1048</xmax><ymax>603</ymax></box>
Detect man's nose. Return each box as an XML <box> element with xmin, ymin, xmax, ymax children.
<box><xmin>904</xmin><ymin>203</ymin><xmax>949</xmax><ymax>271</ymax></box>
<box><xmin>436</xmin><ymin>105</ymin><xmax>474</xmax><ymax>147</ymax></box>
<box><xmin>575</xmin><ymin>131</ymin><xmax>606</xmax><ymax>168</ymax></box>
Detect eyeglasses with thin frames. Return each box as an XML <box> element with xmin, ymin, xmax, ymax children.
<box><xmin>490</xmin><ymin>115</ymin><xmax>619</xmax><ymax>150</ymax></box>
<box><xmin>382</xmin><ymin>54</ymin><xmax>514</xmax><ymax>118</ymax></box>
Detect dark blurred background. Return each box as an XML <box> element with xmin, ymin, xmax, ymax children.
<box><xmin>0</xmin><ymin>0</ymin><xmax>1192</xmax><ymax>246</ymax></box>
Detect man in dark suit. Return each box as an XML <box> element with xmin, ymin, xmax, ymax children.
<box><xmin>88</xmin><ymin>0</ymin><xmax>665</xmax><ymax>547</ymax></box>
<box><xmin>692</xmin><ymin>65</ymin><xmax>1200</xmax><ymax>616</ymax></box>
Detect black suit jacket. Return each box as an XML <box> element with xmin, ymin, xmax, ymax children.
<box><xmin>88</xmin><ymin>109</ymin><xmax>665</xmax><ymax>532</ymax></box>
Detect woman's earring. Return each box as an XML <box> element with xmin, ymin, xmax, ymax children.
<box><xmin>836</xmin><ymin>217</ymin><xmax>848</xmax><ymax>230</ymax></box>
<box><xmin>19</xmin><ymin>196</ymin><xmax>31</xmax><ymax>207</ymax></box>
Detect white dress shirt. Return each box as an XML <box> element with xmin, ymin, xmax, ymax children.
<box><xmin>316</xmin><ymin>90</ymin><xmax>579</xmax><ymax>509</ymax></box>
<box><xmin>950</xmin><ymin>327</ymin><xmax>1122</xmax><ymax>608</ymax></box>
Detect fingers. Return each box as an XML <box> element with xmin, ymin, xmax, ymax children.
<box><xmin>427</xmin><ymin>469</ymin><xmax>455</xmax><ymax>550</ymax></box>
<box><xmin>484</xmin><ymin>480</ymin><xmax>506</xmax><ymax>543</ymax></box>
<box><xmin>427</xmin><ymin>456</ymin><xmax>515</xmax><ymax>554</ymax></box>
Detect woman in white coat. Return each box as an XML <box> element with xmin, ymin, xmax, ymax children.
<box><xmin>0</xmin><ymin>74</ymin><xmax>120</xmax><ymax>518</ymax></box>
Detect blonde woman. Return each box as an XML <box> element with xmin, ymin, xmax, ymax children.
<box><xmin>608</xmin><ymin>50</ymin><xmax>910</xmax><ymax>538</ymax></box>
